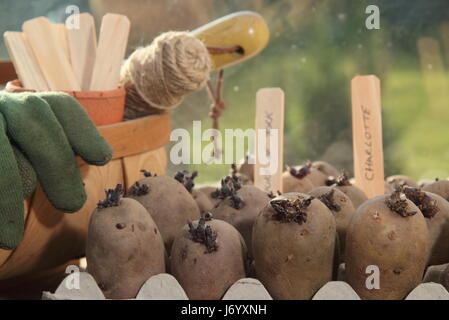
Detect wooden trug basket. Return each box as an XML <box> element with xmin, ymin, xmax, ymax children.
<box><xmin>0</xmin><ymin>61</ymin><xmax>171</xmax><ymax>287</ymax></box>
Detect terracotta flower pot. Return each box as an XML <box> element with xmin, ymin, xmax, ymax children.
<box><xmin>5</xmin><ymin>80</ymin><xmax>125</xmax><ymax>126</ymax></box>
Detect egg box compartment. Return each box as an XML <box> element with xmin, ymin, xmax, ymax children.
<box><xmin>42</xmin><ymin>271</ymin><xmax>273</xmax><ymax>300</ymax></box>
<box><xmin>42</xmin><ymin>262</ymin><xmax>449</xmax><ymax>300</ymax></box>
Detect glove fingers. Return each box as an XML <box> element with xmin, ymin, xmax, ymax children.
<box><xmin>37</xmin><ymin>93</ymin><xmax>113</xmax><ymax>166</ymax></box>
<box><xmin>0</xmin><ymin>93</ymin><xmax>86</xmax><ymax>213</ymax></box>
<box><xmin>0</xmin><ymin>114</ymin><xmax>24</xmax><ymax>250</ymax></box>
<box><xmin>12</xmin><ymin>145</ymin><xmax>37</xmax><ymax>200</ymax></box>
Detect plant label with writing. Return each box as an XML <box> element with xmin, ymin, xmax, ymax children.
<box><xmin>351</xmin><ymin>75</ymin><xmax>384</xmax><ymax>198</ymax></box>
<box><xmin>254</xmin><ymin>88</ymin><xmax>284</xmax><ymax>194</ymax></box>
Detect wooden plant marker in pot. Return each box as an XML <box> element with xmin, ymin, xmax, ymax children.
<box><xmin>67</xmin><ymin>13</ymin><xmax>97</xmax><ymax>90</ymax></box>
<box><xmin>351</xmin><ymin>75</ymin><xmax>385</xmax><ymax>198</ymax></box>
<box><xmin>52</xmin><ymin>24</ymin><xmax>70</xmax><ymax>63</ymax></box>
<box><xmin>254</xmin><ymin>88</ymin><xmax>285</xmax><ymax>194</ymax></box>
<box><xmin>90</xmin><ymin>14</ymin><xmax>130</xmax><ymax>91</ymax></box>
<box><xmin>3</xmin><ymin>32</ymin><xmax>49</xmax><ymax>91</ymax></box>
<box><xmin>22</xmin><ymin>17</ymin><xmax>80</xmax><ymax>91</ymax></box>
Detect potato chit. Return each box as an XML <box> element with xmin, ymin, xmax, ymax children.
<box><xmin>402</xmin><ymin>186</ymin><xmax>449</xmax><ymax>265</ymax></box>
<box><xmin>211</xmin><ymin>165</ymin><xmax>270</xmax><ymax>257</ymax></box>
<box><xmin>127</xmin><ymin>170</ymin><xmax>201</xmax><ymax>251</ymax></box>
<box><xmin>196</xmin><ymin>185</ymin><xmax>222</xmax><ymax>208</ymax></box>
<box><xmin>312</xmin><ymin>161</ymin><xmax>340</xmax><ymax>178</ymax></box>
<box><xmin>86</xmin><ymin>184</ymin><xmax>166</xmax><ymax>299</ymax></box>
<box><xmin>170</xmin><ymin>213</ymin><xmax>248</xmax><ymax>300</ymax></box>
<box><xmin>386</xmin><ymin>175</ymin><xmax>418</xmax><ymax>189</ymax></box>
<box><xmin>422</xmin><ymin>179</ymin><xmax>449</xmax><ymax>201</ymax></box>
<box><xmin>174</xmin><ymin>170</ymin><xmax>214</xmax><ymax>214</ymax></box>
<box><xmin>309</xmin><ymin>186</ymin><xmax>356</xmax><ymax>262</ymax></box>
<box><xmin>345</xmin><ymin>189</ymin><xmax>429</xmax><ymax>300</ymax></box>
<box><xmin>326</xmin><ymin>172</ymin><xmax>368</xmax><ymax>208</ymax></box>
<box><xmin>252</xmin><ymin>193</ymin><xmax>336</xmax><ymax>299</ymax></box>
<box><xmin>282</xmin><ymin>164</ymin><xmax>315</xmax><ymax>193</ymax></box>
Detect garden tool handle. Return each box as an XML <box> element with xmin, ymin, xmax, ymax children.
<box><xmin>191</xmin><ymin>11</ymin><xmax>270</xmax><ymax>71</ymax></box>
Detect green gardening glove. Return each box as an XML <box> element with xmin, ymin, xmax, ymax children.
<box><xmin>0</xmin><ymin>91</ymin><xmax>113</xmax><ymax>250</ymax></box>
<box><xmin>12</xmin><ymin>144</ymin><xmax>37</xmax><ymax>200</ymax></box>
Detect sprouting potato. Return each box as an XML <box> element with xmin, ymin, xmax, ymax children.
<box><xmin>386</xmin><ymin>175</ymin><xmax>418</xmax><ymax>189</ymax></box>
<box><xmin>174</xmin><ymin>170</ymin><xmax>214</xmax><ymax>214</ymax></box>
<box><xmin>345</xmin><ymin>189</ymin><xmax>429</xmax><ymax>300</ymax></box>
<box><xmin>422</xmin><ymin>179</ymin><xmax>449</xmax><ymax>202</ymax></box>
<box><xmin>210</xmin><ymin>170</ymin><xmax>270</xmax><ymax>258</ymax></box>
<box><xmin>326</xmin><ymin>172</ymin><xmax>368</xmax><ymax>208</ymax></box>
<box><xmin>126</xmin><ymin>170</ymin><xmax>200</xmax><ymax>251</ymax></box>
<box><xmin>282</xmin><ymin>162</ymin><xmax>317</xmax><ymax>193</ymax></box>
<box><xmin>192</xmin><ymin>189</ymin><xmax>214</xmax><ymax>213</ymax></box>
<box><xmin>170</xmin><ymin>213</ymin><xmax>248</xmax><ymax>300</ymax></box>
<box><xmin>294</xmin><ymin>161</ymin><xmax>328</xmax><ymax>187</ymax></box>
<box><xmin>402</xmin><ymin>186</ymin><xmax>449</xmax><ymax>265</ymax></box>
<box><xmin>312</xmin><ymin>161</ymin><xmax>340</xmax><ymax>178</ymax></box>
<box><xmin>86</xmin><ymin>185</ymin><xmax>166</xmax><ymax>299</ymax></box>
<box><xmin>309</xmin><ymin>186</ymin><xmax>356</xmax><ymax>262</ymax></box>
<box><xmin>252</xmin><ymin>192</ymin><xmax>336</xmax><ymax>299</ymax></box>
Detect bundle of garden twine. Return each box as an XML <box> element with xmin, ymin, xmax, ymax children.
<box><xmin>120</xmin><ymin>31</ymin><xmax>212</xmax><ymax>119</ymax></box>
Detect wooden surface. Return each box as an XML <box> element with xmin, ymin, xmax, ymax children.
<box><xmin>67</xmin><ymin>13</ymin><xmax>97</xmax><ymax>90</ymax></box>
<box><xmin>22</xmin><ymin>17</ymin><xmax>80</xmax><ymax>91</ymax></box>
<box><xmin>90</xmin><ymin>14</ymin><xmax>130</xmax><ymax>90</ymax></box>
<box><xmin>3</xmin><ymin>33</ymin><xmax>48</xmax><ymax>91</ymax></box>
<box><xmin>254</xmin><ymin>88</ymin><xmax>284</xmax><ymax>194</ymax></box>
<box><xmin>351</xmin><ymin>75</ymin><xmax>385</xmax><ymax>198</ymax></box>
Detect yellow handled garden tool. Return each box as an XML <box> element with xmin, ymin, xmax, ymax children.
<box><xmin>192</xmin><ymin>11</ymin><xmax>270</xmax><ymax>157</ymax></box>
<box><xmin>192</xmin><ymin>11</ymin><xmax>270</xmax><ymax>71</ymax></box>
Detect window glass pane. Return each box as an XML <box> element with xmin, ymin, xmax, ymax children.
<box><xmin>1</xmin><ymin>0</ymin><xmax>449</xmax><ymax>183</ymax></box>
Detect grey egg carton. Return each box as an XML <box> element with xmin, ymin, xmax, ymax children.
<box><xmin>42</xmin><ymin>273</ymin><xmax>272</xmax><ymax>300</ymax></box>
<box><xmin>42</xmin><ymin>263</ymin><xmax>449</xmax><ymax>300</ymax></box>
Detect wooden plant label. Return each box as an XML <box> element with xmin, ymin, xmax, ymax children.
<box><xmin>67</xmin><ymin>13</ymin><xmax>97</xmax><ymax>90</ymax></box>
<box><xmin>254</xmin><ymin>88</ymin><xmax>284</xmax><ymax>194</ymax></box>
<box><xmin>22</xmin><ymin>17</ymin><xmax>80</xmax><ymax>91</ymax></box>
<box><xmin>351</xmin><ymin>75</ymin><xmax>384</xmax><ymax>198</ymax></box>
<box><xmin>3</xmin><ymin>32</ymin><xmax>49</xmax><ymax>91</ymax></box>
<box><xmin>90</xmin><ymin>14</ymin><xmax>130</xmax><ymax>91</ymax></box>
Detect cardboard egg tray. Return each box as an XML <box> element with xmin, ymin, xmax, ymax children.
<box><xmin>42</xmin><ymin>263</ymin><xmax>449</xmax><ymax>300</ymax></box>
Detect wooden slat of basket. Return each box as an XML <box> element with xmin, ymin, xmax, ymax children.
<box><xmin>122</xmin><ymin>146</ymin><xmax>168</xmax><ymax>186</ymax></box>
<box><xmin>83</xmin><ymin>113</ymin><xmax>171</xmax><ymax>163</ymax></box>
